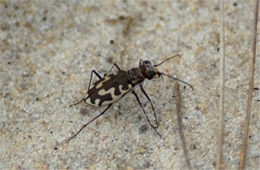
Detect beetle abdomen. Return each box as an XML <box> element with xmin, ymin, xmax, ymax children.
<box><xmin>85</xmin><ymin>70</ymin><xmax>133</xmax><ymax>106</ymax></box>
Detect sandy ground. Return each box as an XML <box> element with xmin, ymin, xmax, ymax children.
<box><xmin>0</xmin><ymin>0</ymin><xmax>259</xmax><ymax>169</ymax></box>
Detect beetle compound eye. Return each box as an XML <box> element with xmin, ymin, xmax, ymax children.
<box><xmin>143</xmin><ymin>60</ymin><xmax>151</xmax><ymax>65</ymax></box>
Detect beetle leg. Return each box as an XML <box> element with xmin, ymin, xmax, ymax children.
<box><xmin>69</xmin><ymin>70</ymin><xmax>102</xmax><ymax>107</ymax></box>
<box><xmin>139</xmin><ymin>85</ymin><xmax>159</xmax><ymax>128</ymax></box>
<box><xmin>67</xmin><ymin>104</ymin><xmax>112</xmax><ymax>141</ymax></box>
<box><xmin>109</xmin><ymin>63</ymin><xmax>121</xmax><ymax>72</ymax></box>
<box><xmin>88</xmin><ymin>70</ymin><xmax>102</xmax><ymax>90</ymax></box>
<box><xmin>132</xmin><ymin>90</ymin><xmax>162</xmax><ymax>138</ymax></box>
<box><xmin>103</xmin><ymin>63</ymin><xmax>121</xmax><ymax>77</ymax></box>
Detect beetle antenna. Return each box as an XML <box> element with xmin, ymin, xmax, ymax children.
<box><xmin>154</xmin><ymin>54</ymin><xmax>181</xmax><ymax>67</ymax></box>
<box><xmin>160</xmin><ymin>72</ymin><xmax>193</xmax><ymax>90</ymax></box>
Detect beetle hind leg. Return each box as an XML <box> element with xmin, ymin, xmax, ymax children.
<box><xmin>67</xmin><ymin>104</ymin><xmax>112</xmax><ymax>141</ymax></box>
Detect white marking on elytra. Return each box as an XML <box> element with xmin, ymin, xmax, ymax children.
<box><xmin>119</xmin><ymin>84</ymin><xmax>132</xmax><ymax>93</ymax></box>
<box><xmin>98</xmin><ymin>87</ymin><xmax>116</xmax><ymax>96</ymax></box>
<box><xmin>85</xmin><ymin>98</ymin><xmax>93</xmax><ymax>105</ymax></box>
<box><xmin>96</xmin><ymin>76</ymin><xmax>111</xmax><ymax>89</ymax></box>
<box><xmin>84</xmin><ymin>97</ymin><xmax>99</xmax><ymax>106</ymax></box>
<box><xmin>86</xmin><ymin>83</ymin><xmax>134</xmax><ymax>107</ymax></box>
<box><xmin>101</xmin><ymin>100</ymin><xmax>113</xmax><ymax>106</ymax></box>
<box><xmin>89</xmin><ymin>83</ymin><xmax>94</xmax><ymax>90</ymax></box>
<box><xmin>99</xmin><ymin>84</ymin><xmax>133</xmax><ymax>106</ymax></box>
<box><xmin>94</xmin><ymin>99</ymin><xmax>100</xmax><ymax>106</ymax></box>
<box><xmin>86</xmin><ymin>97</ymin><xmax>101</xmax><ymax>107</ymax></box>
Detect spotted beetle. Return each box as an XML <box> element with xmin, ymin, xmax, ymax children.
<box><xmin>68</xmin><ymin>54</ymin><xmax>193</xmax><ymax>141</ymax></box>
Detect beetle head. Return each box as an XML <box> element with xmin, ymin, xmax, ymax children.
<box><xmin>139</xmin><ymin>60</ymin><xmax>160</xmax><ymax>80</ymax></box>
<box><xmin>139</xmin><ymin>55</ymin><xmax>193</xmax><ymax>90</ymax></box>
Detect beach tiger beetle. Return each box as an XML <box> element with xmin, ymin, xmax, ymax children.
<box><xmin>68</xmin><ymin>54</ymin><xmax>193</xmax><ymax>141</ymax></box>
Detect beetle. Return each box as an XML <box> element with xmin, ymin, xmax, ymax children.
<box><xmin>68</xmin><ymin>54</ymin><xmax>193</xmax><ymax>141</ymax></box>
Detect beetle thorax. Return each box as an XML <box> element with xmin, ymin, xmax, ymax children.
<box><xmin>127</xmin><ymin>67</ymin><xmax>145</xmax><ymax>85</ymax></box>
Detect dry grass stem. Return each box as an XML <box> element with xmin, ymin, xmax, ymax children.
<box><xmin>239</xmin><ymin>0</ymin><xmax>259</xmax><ymax>169</ymax></box>
<box><xmin>216</xmin><ymin>0</ymin><xmax>226</xmax><ymax>169</ymax></box>
<box><xmin>175</xmin><ymin>83</ymin><xmax>192</xmax><ymax>169</ymax></box>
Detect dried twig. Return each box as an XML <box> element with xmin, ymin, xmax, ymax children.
<box><xmin>239</xmin><ymin>0</ymin><xmax>259</xmax><ymax>169</ymax></box>
<box><xmin>216</xmin><ymin>0</ymin><xmax>226</xmax><ymax>169</ymax></box>
<box><xmin>175</xmin><ymin>83</ymin><xmax>192</xmax><ymax>169</ymax></box>
<box><xmin>123</xmin><ymin>16</ymin><xmax>134</xmax><ymax>37</ymax></box>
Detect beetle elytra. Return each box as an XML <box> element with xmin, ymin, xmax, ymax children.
<box><xmin>68</xmin><ymin>54</ymin><xmax>193</xmax><ymax>141</ymax></box>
